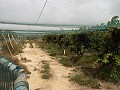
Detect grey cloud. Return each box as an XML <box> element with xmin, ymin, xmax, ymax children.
<box><xmin>0</xmin><ymin>0</ymin><xmax>120</xmax><ymax>30</ymax></box>
<box><xmin>109</xmin><ymin>0</ymin><xmax>120</xmax><ymax>16</ymax></box>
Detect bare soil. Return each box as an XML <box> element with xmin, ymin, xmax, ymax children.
<box><xmin>17</xmin><ymin>43</ymin><xmax>80</xmax><ymax>90</ymax></box>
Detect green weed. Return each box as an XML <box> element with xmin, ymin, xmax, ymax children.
<box><xmin>71</xmin><ymin>73</ymin><xmax>101</xmax><ymax>89</ymax></box>
<box><xmin>41</xmin><ymin>61</ymin><xmax>52</xmax><ymax>79</ymax></box>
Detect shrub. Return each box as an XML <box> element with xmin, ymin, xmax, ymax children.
<box><xmin>41</xmin><ymin>62</ymin><xmax>52</xmax><ymax>79</ymax></box>
<box><xmin>77</xmin><ymin>55</ymin><xmax>98</xmax><ymax>65</ymax></box>
<box><xmin>95</xmin><ymin>64</ymin><xmax>120</xmax><ymax>83</ymax></box>
<box><xmin>59</xmin><ymin>57</ymin><xmax>73</xmax><ymax>67</ymax></box>
<box><xmin>71</xmin><ymin>73</ymin><xmax>100</xmax><ymax>89</ymax></box>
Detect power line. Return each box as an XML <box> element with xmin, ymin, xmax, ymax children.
<box><xmin>35</xmin><ymin>0</ymin><xmax>48</xmax><ymax>24</ymax></box>
<box><xmin>31</xmin><ymin>0</ymin><xmax>48</xmax><ymax>30</ymax></box>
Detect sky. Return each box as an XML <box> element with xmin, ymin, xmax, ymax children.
<box><xmin>0</xmin><ymin>0</ymin><xmax>120</xmax><ymax>30</ymax></box>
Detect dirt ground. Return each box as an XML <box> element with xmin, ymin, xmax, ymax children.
<box><xmin>17</xmin><ymin>43</ymin><xmax>120</xmax><ymax>90</ymax></box>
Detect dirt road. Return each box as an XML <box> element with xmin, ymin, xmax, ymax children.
<box><xmin>17</xmin><ymin>43</ymin><xmax>83</xmax><ymax>90</ymax></box>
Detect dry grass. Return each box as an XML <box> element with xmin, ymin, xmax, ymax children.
<box><xmin>1</xmin><ymin>41</ymin><xmax>23</xmax><ymax>55</ymax></box>
<box><xmin>0</xmin><ymin>40</ymin><xmax>30</xmax><ymax>74</ymax></box>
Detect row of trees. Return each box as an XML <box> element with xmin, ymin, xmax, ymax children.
<box><xmin>42</xmin><ymin>16</ymin><xmax>120</xmax><ymax>83</ymax></box>
<box><xmin>92</xmin><ymin>16</ymin><xmax>120</xmax><ymax>30</ymax></box>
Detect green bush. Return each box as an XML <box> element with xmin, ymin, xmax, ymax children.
<box><xmin>96</xmin><ymin>65</ymin><xmax>120</xmax><ymax>83</ymax></box>
<box><xmin>77</xmin><ymin>55</ymin><xmax>98</xmax><ymax>65</ymax></box>
<box><xmin>59</xmin><ymin>57</ymin><xmax>73</xmax><ymax>67</ymax></box>
<box><xmin>39</xmin><ymin>27</ymin><xmax>120</xmax><ymax>84</ymax></box>
<box><xmin>71</xmin><ymin>73</ymin><xmax>100</xmax><ymax>89</ymax></box>
<box><xmin>41</xmin><ymin>62</ymin><xmax>52</xmax><ymax>79</ymax></box>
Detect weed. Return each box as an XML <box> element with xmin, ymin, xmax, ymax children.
<box><xmin>71</xmin><ymin>73</ymin><xmax>101</xmax><ymax>89</ymax></box>
<box><xmin>41</xmin><ymin>72</ymin><xmax>52</xmax><ymax>79</ymax></box>
<box><xmin>1</xmin><ymin>41</ymin><xmax>23</xmax><ymax>55</ymax></box>
<box><xmin>36</xmin><ymin>41</ymin><xmax>63</xmax><ymax>56</ymax></box>
<box><xmin>95</xmin><ymin>64</ymin><xmax>120</xmax><ymax>84</ymax></box>
<box><xmin>41</xmin><ymin>61</ymin><xmax>52</xmax><ymax>79</ymax></box>
<box><xmin>76</xmin><ymin>55</ymin><xmax>98</xmax><ymax>65</ymax></box>
<box><xmin>59</xmin><ymin>57</ymin><xmax>73</xmax><ymax>67</ymax></box>
<box><xmin>42</xmin><ymin>63</ymin><xmax>50</xmax><ymax>70</ymax></box>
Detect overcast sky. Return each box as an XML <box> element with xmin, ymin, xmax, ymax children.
<box><xmin>0</xmin><ymin>0</ymin><xmax>120</xmax><ymax>30</ymax></box>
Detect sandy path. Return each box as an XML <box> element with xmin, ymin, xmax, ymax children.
<box><xmin>17</xmin><ymin>43</ymin><xmax>82</xmax><ymax>90</ymax></box>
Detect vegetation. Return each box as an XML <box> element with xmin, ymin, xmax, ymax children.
<box><xmin>0</xmin><ymin>33</ymin><xmax>31</xmax><ymax>74</ymax></box>
<box><xmin>36</xmin><ymin>16</ymin><xmax>120</xmax><ymax>87</ymax></box>
<box><xmin>0</xmin><ymin>16</ymin><xmax>120</xmax><ymax>88</ymax></box>
<box><xmin>41</xmin><ymin>61</ymin><xmax>52</xmax><ymax>79</ymax></box>
<box><xmin>70</xmin><ymin>73</ymin><xmax>101</xmax><ymax>89</ymax></box>
<box><xmin>0</xmin><ymin>33</ymin><xmax>23</xmax><ymax>56</ymax></box>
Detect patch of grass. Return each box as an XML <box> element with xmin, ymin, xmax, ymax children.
<box><xmin>49</xmin><ymin>49</ymin><xmax>58</xmax><ymax>56</ymax></box>
<box><xmin>95</xmin><ymin>64</ymin><xmax>120</xmax><ymax>84</ymax></box>
<box><xmin>59</xmin><ymin>57</ymin><xmax>73</xmax><ymax>67</ymax></box>
<box><xmin>1</xmin><ymin>41</ymin><xmax>23</xmax><ymax>55</ymax></box>
<box><xmin>42</xmin><ymin>63</ymin><xmax>50</xmax><ymax>70</ymax></box>
<box><xmin>41</xmin><ymin>61</ymin><xmax>52</xmax><ymax>79</ymax></box>
<box><xmin>49</xmin><ymin>48</ymin><xmax>62</xmax><ymax>56</ymax></box>
<box><xmin>71</xmin><ymin>73</ymin><xmax>101</xmax><ymax>89</ymax></box>
<box><xmin>77</xmin><ymin>54</ymin><xmax>98</xmax><ymax>65</ymax></box>
<box><xmin>41</xmin><ymin>72</ymin><xmax>52</xmax><ymax>79</ymax></box>
<box><xmin>45</xmin><ymin>44</ymin><xmax>64</xmax><ymax>56</ymax></box>
<box><xmin>36</xmin><ymin>40</ymin><xmax>64</xmax><ymax>56</ymax></box>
